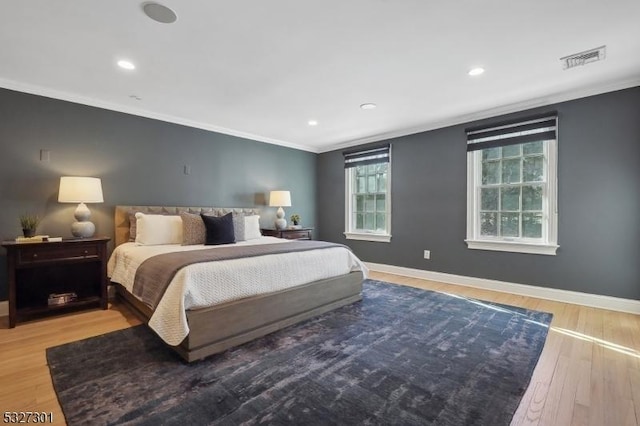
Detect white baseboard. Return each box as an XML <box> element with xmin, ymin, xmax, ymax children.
<box><xmin>366</xmin><ymin>262</ymin><xmax>640</xmax><ymax>315</ymax></box>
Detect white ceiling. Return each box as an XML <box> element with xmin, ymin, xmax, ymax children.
<box><xmin>1</xmin><ymin>1</ymin><xmax>639</xmax><ymax>153</ymax></box>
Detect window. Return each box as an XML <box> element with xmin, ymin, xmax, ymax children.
<box><xmin>466</xmin><ymin>115</ymin><xmax>558</xmax><ymax>255</ymax></box>
<box><xmin>344</xmin><ymin>144</ymin><xmax>391</xmax><ymax>242</ymax></box>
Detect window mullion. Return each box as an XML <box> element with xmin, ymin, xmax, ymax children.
<box><xmin>476</xmin><ymin>152</ymin><xmax>483</xmax><ymax>240</ymax></box>
<box><xmin>519</xmin><ymin>185</ymin><xmax>523</xmax><ymax>239</ymax></box>
<box><xmin>542</xmin><ymin>141</ymin><xmax>549</xmax><ymax>242</ymax></box>
<box><xmin>497</xmin><ymin>158</ymin><xmax>502</xmax><ymax>238</ymax></box>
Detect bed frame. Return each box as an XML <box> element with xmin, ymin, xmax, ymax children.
<box><xmin>111</xmin><ymin>205</ymin><xmax>364</xmax><ymax>362</ymax></box>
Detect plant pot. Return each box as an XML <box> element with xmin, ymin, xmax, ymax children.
<box><xmin>22</xmin><ymin>228</ymin><xmax>35</xmax><ymax>238</ymax></box>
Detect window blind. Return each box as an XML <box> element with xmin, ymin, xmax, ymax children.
<box><xmin>466</xmin><ymin>114</ymin><xmax>557</xmax><ymax>152</ymax></box>
<box><xmin>343</xmin><ymin>144</ymin><xmax>391</xmax><ymax>168</ymax></box>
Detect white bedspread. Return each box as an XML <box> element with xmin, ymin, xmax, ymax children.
<box><xmin>108</xmin><ymin>237</ymin><xmax>367</xmax><ymax>345</ymax></box>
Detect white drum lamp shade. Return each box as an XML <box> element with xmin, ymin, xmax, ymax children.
<box><xmin>269</xmin><ymin>190</ymin><xmax>291</xmax><ymax>230</ymax></box>
<box><xmin>58</xmin><ymin>176</ymin><xmax>104</xmax><ymax>238</ymax></box>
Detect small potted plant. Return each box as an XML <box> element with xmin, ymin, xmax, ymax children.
<box><xmin>19</xmin><ymin>213</ymin><xmax>40</xmax><ymax>238</ymax></box>
<box><xmin>290</xmin><ymin>214</ymin><xmax>301</xmax><ymax>229</ymax></box>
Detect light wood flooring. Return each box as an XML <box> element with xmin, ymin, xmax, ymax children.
<box><xmin>0</xmin><ymin>271</ymin><xmax>638</xmax><ymax>425</ymax></box>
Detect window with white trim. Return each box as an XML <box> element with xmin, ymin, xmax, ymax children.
<box><xmin>344</xmin><ymin>144</ymin><xmax>391</xmax><ymax>242</ymax></box>
<box><xmin>466</xmin><ymin>115</ymin><xmax>559</xmax><ymax>255</ymax></box>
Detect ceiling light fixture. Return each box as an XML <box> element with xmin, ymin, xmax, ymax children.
<box><xmin>468</xmin><ymin>67</ymin><xmax>485</xmax><ymax>76</ymax></box>
<box><xmin>308</xmin><ymin>120</ymin><xmax>318</xmax><ymax>126</ymax></box>
<box><xmin>142</xmin><ymin>3</ymin><xmax>178</xmax><ymax>24</ymax></box>
<box><xmin>360</xmin><ymin>103</ymin><xmax>377</xmax><ymax>110</ymax></box>
<box><xmin>117</xmin><ymin>60</ymin><xmax>136</xmax><ymax>70</ymax></box>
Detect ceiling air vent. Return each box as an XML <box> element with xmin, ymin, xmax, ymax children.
<box><xmin>560</xmin><ymin>45</ymin><xmax>606</xmax><ymax>69</ymax></box>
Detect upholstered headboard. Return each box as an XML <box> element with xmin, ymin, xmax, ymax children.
<box><xmin>114</xmin><ymin>205</ymin><xmax>261</xmax><ymax>247</ymax></box>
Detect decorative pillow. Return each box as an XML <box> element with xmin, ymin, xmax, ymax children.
<box><xmin>135</xmin><ymin>213</ymin><xmax>183</xmax><ymax>245</ymax></box>
<box><xmin>180</xmin><ymin>212</ymin><xmax>206</xmax><ymax>245</ymax></box>
<box><xmin>244</xmin><ymin>215</ymin><xmax>261</xmax><ymax>240</ymax></box>
<box><xmin>201</xmin><ymin>213</ymin><xmax>235</xmax><ymax>245</ymax></box>
<box><xmin>128</xmin><ymin>212</ymin><xmax>138</xmax><ymax>242</ymax></box>
<box><xmin>129</xmin><ymin>209</ymin><xmax>173</xmax><ymax>241</ymax></box>
<box><xmin>232</xmin><ymin>212</ymin><xmax>246</xmax><ymax>241</ymax></box>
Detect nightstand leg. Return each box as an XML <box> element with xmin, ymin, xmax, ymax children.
<box><xmin>7</xmin><ymin>255</ymin><xmax>16</xmax><ymax>328</ymax></box>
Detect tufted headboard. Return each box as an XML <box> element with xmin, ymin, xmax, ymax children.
<box><xmin>114</xmin><ymin>205</ymin><xmax>261</xmax><ymax>247</ymax></box>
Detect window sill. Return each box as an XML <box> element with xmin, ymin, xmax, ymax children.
<box><xmin>344</xmin><ymin>232</ymin><xmax>392</xmax><ymax>243</ymax></box>
<box><xmin>465</xmin><ymin>239</ymin><xmax>558</xmax><ymax>255</ymax></box>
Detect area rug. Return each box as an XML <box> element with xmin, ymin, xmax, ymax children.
<box><xmin>47</xmin><ymin>280</ymin><xmax>552</xmax><ymax>425</ymax></box>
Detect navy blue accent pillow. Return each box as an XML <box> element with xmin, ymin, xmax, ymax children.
<box><xmin>201</xmin><ymin>213</ymin><xmax>236</xmax><ymax>245</ymax></box>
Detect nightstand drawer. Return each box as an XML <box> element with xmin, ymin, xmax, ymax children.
<box><xmin>281</xmin><ymin>230</ymin><xmax>311</xmax><ymax>240</ymax></box>
<box><xmin>17</xmin><ymin>244</ymin><xmax>99</xmax><ymax>265</ymax></box>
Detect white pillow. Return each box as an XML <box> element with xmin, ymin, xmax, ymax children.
<box><xmin>135</xmin><ymin>212</ymin><xmax>183</xmax><ymax>245</ymax></box>
<box><xmin>244</xmin><ymin>215</ymin><xmax>261</xmax><ymax>240</ymax></box>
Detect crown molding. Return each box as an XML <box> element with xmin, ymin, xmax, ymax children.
<box><xmin>0</xmin><ymin>78</ymin><xmax>318</xmax><ymax>153</ymax></box>
<box><xmin>319</xmin><ymin>76</ymin><xmax>640</xmax><ymax>153</ymax></box>
<box><xmin>2</xmin><ymin>76</ymin><xmax>638</xmax><ymax>156</ymax></box>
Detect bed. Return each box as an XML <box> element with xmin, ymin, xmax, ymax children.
<box><xmin>108</xmin><ymin>205</ymin><xmax>365</xmax><ymax>362</ymax></box>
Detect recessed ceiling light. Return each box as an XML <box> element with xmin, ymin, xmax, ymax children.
<box><xmin>117</xmin><ymin>60</ymin><xmax>136</xmax><ymax>70</ymax></box>
<box><xmin>308</xmin><ymin>120</ymin><xmax>318</xmax><ymax>126</ymax></box>
<box><xmin>143</xmin><ymin>3</ymin><xmax>178</xmax><ymax>24</ymax></box>
<box><xmin>468</xmin><ymin>67</ymin><xmax>485</xmax><ymax>76</ymax></box>
<box><xmin>360</xmin><ymin>103</ymin><xmax>377</xmax><ymax>110</ymax></box>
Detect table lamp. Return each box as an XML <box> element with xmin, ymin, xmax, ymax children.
<box><xmin>58</xmin><ymin>176</ymin><xmax>104</xmax><ymax>237</ymax></box>
<box><xmin>269</xmin><ymin>190</ymin><xmax>291</xmax><ymax>230</ymax></box>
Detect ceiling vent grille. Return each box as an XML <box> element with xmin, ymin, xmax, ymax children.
<box><xmin>561</xmin><ymin>45</ymin><xmax>606</xmax><ymax>69</ymax></box>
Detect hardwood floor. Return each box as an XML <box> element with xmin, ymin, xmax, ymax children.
<box><xmin>0</xmin><ymin>272</ymin><xmax>638</xmax><ymax>425</ymax></box>
<box><xmin>0</xmin><ymin>304</ymin><xmax>141</xmax><ymax>424</ymax></box>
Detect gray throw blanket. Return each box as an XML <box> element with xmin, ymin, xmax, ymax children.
<box><xmin>133</xmin><ymin>240</ymin><xmax>347</xmax><ymax>309</ymax></box>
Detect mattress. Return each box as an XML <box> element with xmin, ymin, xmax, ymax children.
<box><xmin>108</xmin><ymin>236</ymin><xmax>367</xmax><ymax>345</ymax></box>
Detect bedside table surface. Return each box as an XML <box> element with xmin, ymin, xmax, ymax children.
<box><xmin>1</xmin><ymin>236</ymin><xmax>110</xmax><ymax>247</ymax></box>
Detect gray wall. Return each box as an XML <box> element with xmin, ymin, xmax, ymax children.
<box><xmin>0</xmin><ymin>88</ymin><xmax>316</xmax><ymax>300</ymax></box>
<box><xmin>2</xmin><ymin>86</ymin><xmax>638</xmax><ymax>302</ymax></box>
<box><xmin>318</xmin><ymin>87</ymin><xmax>640</xmax><ymax>300</ymax></box>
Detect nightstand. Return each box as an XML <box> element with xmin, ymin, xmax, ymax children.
<box><xmin>1</xmin><ymin>237</ymin><xmax>110</xmax><ymax>328</ymax></box>
<box><xmin>261</xmin><ymin>228</ymin><xmax>313</xmax><ymax>240</ymax></box>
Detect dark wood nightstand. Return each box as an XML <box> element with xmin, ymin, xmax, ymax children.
<box><xmin>261</xmin><ymin>228</ymin><xmax>313</xmax><ymax>240</ymax></box>
<box><xmin>1</xmin><ymin>237</ymin><xmax>110</xmax><ymax>328</ymax></box>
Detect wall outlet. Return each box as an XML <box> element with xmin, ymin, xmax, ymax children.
<box><xmin>423</xmin><ymin>250</ymin><xmax>431</xmax><ymax>260</ymax></box>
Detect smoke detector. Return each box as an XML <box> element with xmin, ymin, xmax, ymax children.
<box><xmin>560</xmin><ymin>45</ymin><xmax>606</xmax><ymax>69</ymax></box>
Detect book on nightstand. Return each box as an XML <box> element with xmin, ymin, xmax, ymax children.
<box><xmin>48</xmin><ymin>292</ymin><xmax>78</xmax><ymax>306</ymax></box>
<box><xmin>15</xmin><ymin>235</ymin><xmax>63</xmax><ymax>243</ymax></box>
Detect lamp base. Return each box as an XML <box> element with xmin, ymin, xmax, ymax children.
<box><xmin>70</xmin><ymin>202</ymin><xmax>95</xmax><ymax>237</ymax></box>
<box><xmin>71</xmin><ymin>221</ymin><xmax>96</xmax><ymax>238</ymax></box>
<box><xmin>275</xmin><ymin>206</ymin><xmax>287</xmax><ymax>230</ymax></box>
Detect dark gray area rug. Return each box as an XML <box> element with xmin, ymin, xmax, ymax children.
<box><xmin>47</xmin><ymin>280</ymin><xmax>552</xmax><ymax>425</ymax></box>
